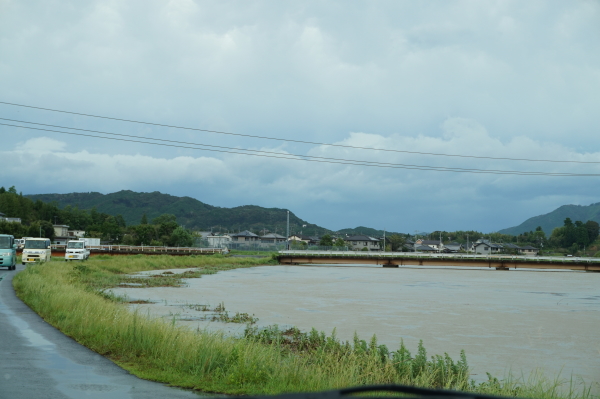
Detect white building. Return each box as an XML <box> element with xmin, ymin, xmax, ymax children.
<box><xmin>207</xmin><ymin>235</ymin><xmax>231</xmax><ymax>248</ymax></box>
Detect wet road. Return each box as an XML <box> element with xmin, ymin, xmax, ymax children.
<box><xmin>0</xmin><ymin>266</ymin><xmax>204</xmax><ymax>399</ymax></box>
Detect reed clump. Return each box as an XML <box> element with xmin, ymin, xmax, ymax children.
<box><xmin>12</xmin><ymin>256</ymin><xmax>596</xmax><ymax>398</ymax></box>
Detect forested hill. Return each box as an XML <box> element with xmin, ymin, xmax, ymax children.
<box><xmin>336</xmin><ymin>226</ymin><xmax>403</xmax><ymax>237</ymax></box>
<box><xmin>498</xmin><ymin>202</ymin><xmax>600</xmax><ymax>236</ymax></box>
<box><xmin>26</xmin><ymin>190</ymin><xmax>324</xmax><ymax>234</ymax></box>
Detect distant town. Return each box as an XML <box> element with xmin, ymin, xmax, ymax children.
<box><xmin>1</xmin><ymin>186</ymin><xmax>599</xmax><ymax>257</ymax></box>
<box><xmin>0</xmin><ymin>214</ymin><xmax>550</xmax><ymax>257</ymax></box>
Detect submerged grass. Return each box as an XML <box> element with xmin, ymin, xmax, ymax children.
<box><xmin>13</xmin><ymin>256</ymin><xmax>597</xmax><ymax>398</ymax></box>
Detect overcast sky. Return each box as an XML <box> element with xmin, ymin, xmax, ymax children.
<box><xmin>1</xmin><ymin>0</ymin><xmax>599</xmax><ymax>234</ymax></box>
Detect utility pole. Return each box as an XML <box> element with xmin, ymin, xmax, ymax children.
<box><xmin>286</xmin><ymin>210</ymin><xmax>290</xmax><ymax>250</ymax></box>
<box><xmin>383</xmin><ymin>228</ymin><xmax>386</xmax><ymax>252</ymax></box>
<box><xmin>467</xmin><ymin>233</ymin><xmax>469</xmax><ymax>255</ymax></box>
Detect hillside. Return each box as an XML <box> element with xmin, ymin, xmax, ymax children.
<box><xmin>336</xmin><ymin>226</ymin><xmax>402</xmax><ymax>237</ymax></box>
<box><xmin>26</xmin><ymin>190</ymin><xmax>326</xmax><ymax>235</ymax></box>
<box><xmin>498</xmin><ymin>202</ymin><xmax>600</xmax><ymax>236</ymax></box>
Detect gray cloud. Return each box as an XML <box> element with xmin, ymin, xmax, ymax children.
<box><xmin>1</xmin><ymin>1</ymin><xmax>599</xmax><ymax>233</ymax></box>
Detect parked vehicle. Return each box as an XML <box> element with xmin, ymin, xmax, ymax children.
<box><xmin>65</xmin><ymin>239</ymin><xmax>90</xmax><ymax>261</ymax></box>
<box><xmin>81</xmin><ymin>237</ymin><xmax>100</xmax><ymax>247</ymax></box>
<box><xmin>14</xmin><ymin>238</ymin><xmax>25</xmax><ymax>250</ymax></box>
<box><xmin>22</xmin><ymin>238</ymin><xmax>52</xmax><ymax>265</ymax></box>
<box><xmin>0</xmin><ymin>234</ymin><xmax>17</xmax><ymax>270</ymax></box>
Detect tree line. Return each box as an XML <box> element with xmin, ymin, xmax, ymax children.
<box><xmin>0</xmin><ymin>187</ymin><xmax>194</xmax><ymax>246</ymax></box>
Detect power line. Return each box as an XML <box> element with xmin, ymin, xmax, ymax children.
<box><xmin>0</xmin><ymin>100</ymin><xmax>597</xmax><ymax>165</ymax></box>
<box><xmin>3</xmin><ymin>117</ymin><xmax>560</xmax><ymax>174</ymax></box>
<box><xmin>3</xmin><ymin>121</ymin><xmax>599</xmax><ymax>177</ymax></box>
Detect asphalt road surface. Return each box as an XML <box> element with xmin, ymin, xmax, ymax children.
<box><xmin>0</xmin><ymin>265</ymin><xmax>206</xmax><ymax>399</ymax></box>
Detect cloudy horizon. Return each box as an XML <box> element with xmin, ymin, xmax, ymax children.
<box><xmin>1</xmin><ymin>1</ymin><xmax>599</xmax><ymax>233</ymax></box>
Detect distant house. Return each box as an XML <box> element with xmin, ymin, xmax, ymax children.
<box><xmin>443</xmin><ymin>242</ymin><xmax>464</xmax><ymax>253</ymax></box>
<box><xmin>68</xmin><ymin>230</ymin><xmax>85</xmax><ymax>238</ymax></box>
<box><xmin>53</xmin><ymin>224</ymin><xmax>71</xmax><ymax>245</ymax></box>
<box><xmin>5</xmin><ymin>217</ymin><xmax>21</xmax><ymax>224</ymax></box>
<box><xmin>519</xmin><ymin>245</ymin><xmax>539</xmax><ymax>256</ymax></box>
<box><xmin>207</xmin><ymin>235</ymin><xmax>232</xmax><ymax>248</ymax></box>
<box><xmin>473</xmin><ymin>240</ymin><xmax>503</xmax><ymax>255</ymax></box>
<box><xmin>230</xmin><ymin>230</ymin><xmax>260</xmax><ymax>242</ymax></box>
<box><xmin>53</xmin><ymin>224</ymin><xmax>69</xmax><ymax>237</ymax></box>
<box><xmin>289</xmin><ymin>235</ymin><xmax>318</xmax><ymax>245</ymax></box>
<box><xmin>260</xmin><ymin>233</ymin><xmax>287</xmax><ymax>244</ymax></box>
<box><xmin>415</xmin><ymin>239</ymin><xmax>443</xmax><ymax>251</ymax></box>
<box><xmin>403</xmin><ymin>239</ymin><xmax>416</xmax><ymax>252</ymax></box>
<box><xmin>502</xmin><ymin>243</ymin><xmax>521</xmax><ymax>254</ymax></box>
<box><xmin>345</xmin><ymin>235</ymin><xmax>380</xmax><ymax>251</ymax></box>
<box><xmin>415</xmin><ymin>245</ymin><xmax>437</xmax><ymax>252</ymax></box>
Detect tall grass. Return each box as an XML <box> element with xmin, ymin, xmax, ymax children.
<box><xmin>12</xmin><ymin>256</ymin><xmax>597</xmax><ymax>398</ymax></box>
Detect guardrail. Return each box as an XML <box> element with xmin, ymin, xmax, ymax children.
<box><xmin>50</xmin><ymin>244</ymin><xmax>222</xmax><ymax>255</ymax></box>
<box><xmin>277</xmin><ymin>250</ymin><xmax>600</xmax><ymax>264</ymax></box>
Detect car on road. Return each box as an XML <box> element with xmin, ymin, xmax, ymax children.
<box><xmin>0</xmin><ymin>234</ymin><xmax>17</xmax><ymax>270</ymax></box>
<box><xmin>22</xmin><ymin>238</ymin><xmax>52</xmax><ymax>265</ymax></box>
<box><xmin>65</xmin><ymin>239</ymin><xmax>90</xmax><ymax>261</ymax></box>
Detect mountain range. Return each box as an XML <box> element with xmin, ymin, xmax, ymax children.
<box><xmin>497</xmin><ymin>202</ymin><xmax>600</xmax><ymax>236</ymax></box>
<box><xmin>26</xmin><ymin>190</ymin><xmax>321</xmax><ymax>235</ymax></box>
<box><xmin>26</xmin><ymin>190</ymin><xmax>600</xmax><ymax>237</ymax></box>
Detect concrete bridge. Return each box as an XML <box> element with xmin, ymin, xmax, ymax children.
<box><xmin>277</xmin><ymin>251</ymin><xmax>600</xmax><ymax>271</ymax></box>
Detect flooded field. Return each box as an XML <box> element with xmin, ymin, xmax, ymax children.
<box><xmin>111</xmin><ymin>265</ymin><xmax>600</xmax><ymax>389</ymax></box>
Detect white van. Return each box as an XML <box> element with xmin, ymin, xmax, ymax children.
<box><xmin>22</xmin><ymin>238</ymin><xmax>52</xmax><ymax>265</ymax></box>
<box><xmin>65</xmin><ymin>239</ymin><xmax>90</xmax><ymax>261</ymax></box>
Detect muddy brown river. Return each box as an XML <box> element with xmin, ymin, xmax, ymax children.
<box><xmin>111</xmin><ymin>265</ymin><xmax>600</xmax><ymax>390</ymax></box>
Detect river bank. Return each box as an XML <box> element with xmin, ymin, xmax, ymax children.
<box><xmin>13</xmin><ymin>256</ymin><xmax>599</xmax><ymax>397</ymax></box>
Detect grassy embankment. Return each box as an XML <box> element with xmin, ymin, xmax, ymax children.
<box><xmin>13</xmin><ymin>255</ymin><xmax>596</xmax><ymax>398</ymax></box>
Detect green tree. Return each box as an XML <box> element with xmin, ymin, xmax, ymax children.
<box><xmin>319</xmin><ymin>234</ymin><xmax>333</xmax><ymax>246</ymax></box>
<box><xmin>134</xmin><ymin>224</ymin><xmax>156</xmax><ymax>245</ymax></box>
<box><xmin>585</xmin><ymin>221</ymin><xmax>599</xmax><ymax>243</ymax></box>
<box><xmin>291</xmin><ymin>240</ymin><xmax>307</xmax><ymax>249</ymax></box>
<box><xmin>0</xmin><ymin>220</ymin><xmax>27</xmax><ymax>237</ymax></box>
<box><xmin>333</xmin><ymin>238</ymin><xmax>346</xmax><ymax>247</ymax></box>
<box><xmin>115</xmin><ymin>214</ymin><xmax>127</xmax><ymax>228</ymax></box>
<box><xmin>568</xmin><ymin>243</ymin><xmax>579</xmax><ymax>255</ymax></box>
<box><xmin>170</xmin><ymin>226</ymin><xmax>193</xmax><ymax>247</ymax></box>
<box><xmin>140</xmin><ymin>213</ymin><xmax>148</xmax><ymax>225</ymax></box>
<box><xmin>388</xmin><ymin>234</ymin><xmax>406</xmax><ymax>251</ymax></box>
<box><xmin>101</xmin><ymin>216</ymin><xmax>123</xmax><ymax>243</ymax></box>
<box><xmin>152</xmin><ymin>214</ymin><xmax>177</xmax><ymax>225</ymax></box>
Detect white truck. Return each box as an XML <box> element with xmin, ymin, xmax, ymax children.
<box><xmin>65</xmin><ymin>239</ymin><xmax>90</xmax><ymax>261</ymax></box>
<box><xmin>81</xmin><ymin>237</ymin><xmax>101</xmax><ymax>247</ymax></box>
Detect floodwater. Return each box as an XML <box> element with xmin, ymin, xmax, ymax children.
<box><xmin>111</xmin><ymin>265</ymin><xmax>600</xmax><ymax>390</ymax></box>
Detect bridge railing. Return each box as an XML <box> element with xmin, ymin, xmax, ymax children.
<box><xmin>51</xmin><ymin>244</ymin><xmax>222</xmax><ymax>254</ymax></box>
<box><xmin>277</xmin><ymin>250</ymin><xmax>600</xmax><ymax>263</ymax></box>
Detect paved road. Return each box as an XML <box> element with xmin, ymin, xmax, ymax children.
<box><xmin>0</xmin><ymin>266</ymin><xmax>206</xmax><ymax>399</ymax></box>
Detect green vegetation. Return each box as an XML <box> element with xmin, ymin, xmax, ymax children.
<box><xmin>0</xmin><ymin>187</ymin><xmax>198</xmax><ymax>246</ymax></box>
<box><xmin>498</xmin><ymin>202</ymin><xmax>600</xmax><ymax>237</ymax></box>
<box><xmin>12</xmin><ymin>255</ymin><xmax>595</xmax><ymax>398</ymax></box>
<box><xmin>24</xmin><ymin>189</ymin><xmax>325</xmax><ymax>235</ymax></box>
<box><xmin>69</xmin><ymin>254</ymin><xmax>274</xmax><ymax>292</ymax></box>
<box><xmin>548</xmin><ymin>219</ymin><xmax>599</xmax><ymax>254</ymax></box>
<box><xmin>319</xmin><ymin>234</ymin><xmax>333</xmax><ymax>246</ymax></box>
